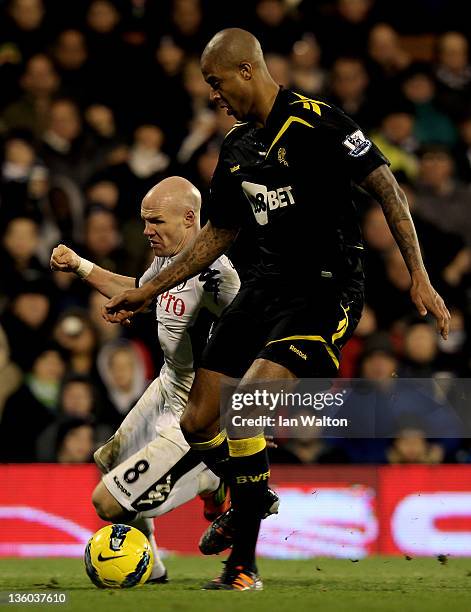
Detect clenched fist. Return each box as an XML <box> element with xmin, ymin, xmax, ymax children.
<box><xmin>50</xmin><ymin>244</ymin><xmax>81</xmax><ymax>273</ymax></box>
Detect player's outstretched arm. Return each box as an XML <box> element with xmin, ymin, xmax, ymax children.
<box><xmin>103</xmin><ymin>222</ymin><xmax>238</xmax><ymax>324</ymax></box>
<box><xmin>360</xmin><ymin>164</ymin><xmax>451</xmax><ymax>340</ymax></box>
<box><xmin>50</xmin><ymin>244</ymin><xmax>135</xmax><ymax>298</ymax></box>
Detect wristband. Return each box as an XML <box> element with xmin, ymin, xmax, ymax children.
<box><xmin>77</xmin><ymin>257</ymin><xmax>94</xmax><ymax>279</ymax></box>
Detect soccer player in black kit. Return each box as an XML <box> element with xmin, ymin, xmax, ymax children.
<box><xmin>105</xmin><ymin>29</ymin><xmax>450</xmax><ymax>591</ymax></box>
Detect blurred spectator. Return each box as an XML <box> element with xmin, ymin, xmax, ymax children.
<box><xmin>53</xmin><ymin>309</ymin><xmax>98</xmax><ymax>376</ymax></box>
<box><xmin>55</xmin><ymin>418</ymin><xmax>95</xmax><ymax>463</ymax></box>
<box><xmin>127</xmin><ymin>125</ymin><xmax>169</xmax><ymax>181</ymax></box>
<box><xmin>251</xmin><ymin>0</ymin><xmax>301</xmax><ymax>55</ymax></box>
<box><xmin>401</xmin><ymin>64</ymin><xmax>457</xmax><ymax>147</ymax></box>
<box><xmin>45</xmin><ymin>174</ymin><xmax>85</xmax><ymax>247</ymax></box>
<box><xmin>357</xmin><ymin>334</ymin><xmax>398</xmax><ymax>379</ymax></box>
<box><xmin>79</xmin><ymin>206</ymin><xmax>136</xmax><ymax>276</ymax></box>
<box><xmin>371</xmin><ymin>105</ymin><xmax>419</xmax><ymax>181</ymax></box>
<box><xmin>88</xmin><ymin>290</ymin><xmax>122</xmax><ymax>344</ymax></box>
<box><xmin>366</xmin><ymin>23</ymin><xmax>410</xmax><ymax>96</ymax></box>
<box><xmin>0</xmin><ymin>345</ymin><xmax>65</xmax><ymax>461</ymax></box>
<box><xmin>58</xmin><ymin>375</ymin><xmax>97</xmax><ymax>419</ymax></box>
<box><xmin>0</xmin><ymin>280</ymin><xmax>54</xmax><ymax>371</ymax></box>
<box><xmin>97</xmin><ymin>340</ymin><xmax>149</xmax><ymax>424</ymax></box>
<box><xmin>40</xmin><ymin>98</ymin><xmax>113</xmax><ymax>187</ymax></box>
<box><xmin>84</xmin><ymin>104</ymin><xmax>119</xmax><ymax>147</ymax></box>
<box><xmin>0</xmin><ymin>216</ymin><xmax>48</xmax><ymax>295</ymax></box>
<box><xmin>0</xmin><ymin>0</ymin><xmax>49</xmax><ymax>63</ymax></box>
<box><xmin>155</xmin><ymin>36</ymin><xmax>186</xmax><ymax>79</ymax></box>
<box><xmin>1</xmin><ymin>54</ymin><xmax>60</xmax><ymax>137</ymax></box>
<box><xmin>398</xmin><ymin>321</ymin><xmax>438</xmax><ymax>377</ymax></box>
<box><xmin>290</xmin><ymin>34</ymin><xmax>326</xmax><ymax>96</ymax></box>
<box><xmin>266</xmin><ymin>53</ymin><xmax>291</xmax><ymax>88</ymax></box>
<box><xmin>103</xmin><ymin>125</ymin><xmax>170</xmax><ymax>225</ymax></box>
<box><xmin>0</xmin><ymin>135</ymin><xmax>49</xmax><ymax>226</ymax></box>
<box><xmin>84</xmin><ymin>0</ymin><xmax>127</xmax><ymax>111</ymax></box>
<box><xmin>400</xmin><ymin>181</ymin><xmax>470</xmax><ymax>290</ymax></box>
<box><xmin>414</xmin><ymin>146</ymin><xmax>471</xmax><ymax>245</ymax></box>
<box><xmin>192</xmin><ymin>144</ymin><xmax>220</xmax><ymax>198</ymax></box>
<box><xmin>178</xmin><ymin>106</ymin><xmax>234</xmax><ymax>170</ymax></box>
<box><xmin>181</xmin><ymin>57</ymin><xmax>211</xmax><ymax>122</ymax></box>
<box><xmin>316</xmin><ymin>0</ymin><xmax>375</xmax><ymax>64</ymax></box>
<box><xmin>168</xmin><ymin>0</ymin><xmax>209</xmax><ymax>54</ymax></box>
<box><xmin>141</xmin><ymin>36</ymin><xmax>188</xmax><ymax>152</ymax></box>
<box><xmin>86</xmin><ymin>207</ymin><xmax>117</xmax><ymax>259</ymax></box>
<box><xmin>387</xmin><ymin>427</ymin><xmax>444</xmax><ymax>463</ymax></box>
<box><xmin>328</xmin><ymin>56</ymin><xmax>374</xmax><ymax>129</ymax></box>
<box><xmin>36</xmin><ymin>375</ymin><xmax>112</xmax><ymax>461</ymax></box>
<box><xmin>435</xmin><ymin>31</ymin><xmax>471</xmax><ymax>120</ymax></box>
<box><xmin>85</xmin><ymin>179</ymin><xmax>119</xmax><ymax>212</ymax></box>
<box><xmin>52</xmin><ymin>29</ymin><xmax>90</xmax><ymax>105</ymax></box>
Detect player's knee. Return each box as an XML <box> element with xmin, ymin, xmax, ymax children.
<box><xmin>180</xmin><ymin>411</ymin><xmax>210</xmax><ymax>442</ymax></box>
<box><xmin>92</xmin><ymin>482</ymin><xmax>128</xmax><ymax>522</ymax></box>
<box><xmin>180</xmin><ymin>410</ymin><xmax>198</xmax><ymax>438</ymax></box>
<box><xmin>180</xmin><ymin>411</ymin><xmax>213</xmax><ymax>442</ymax></box>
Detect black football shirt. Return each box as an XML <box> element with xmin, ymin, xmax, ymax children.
<box><xmin>207</xmin><ymin>88</ymin><xmax>389</xmax><ymax>288</ymax></box>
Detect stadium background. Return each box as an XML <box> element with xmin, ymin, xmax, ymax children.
<box><xmin>0</xmin><ymin>0</ymin><xmax>470</xmax><ymax>559</ymax></box>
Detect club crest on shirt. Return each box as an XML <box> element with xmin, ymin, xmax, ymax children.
<box><xmin>277</xmin><ymin>147</ymin><xmax>289</xmax><ymax>166</ymax></box>
<box><xmin>342</xmin><ymin>129</ymin><xmax>371</xmax><ymax>157</ymax></box>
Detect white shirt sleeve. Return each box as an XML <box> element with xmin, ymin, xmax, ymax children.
<box><xmin>138</xmin><ymin>257</ymin><xmax>164</xmax><ymax>287</ymax></box>
<box><xmin>201</xmin><ymin>255</ymin><xmax>240</xmax><ymax>316</ymax></box>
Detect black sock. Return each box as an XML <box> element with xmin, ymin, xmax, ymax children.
<box><xmin>226</xmin><ymin>444</ymin><xmax>270</xmax><ymax>572</ymax></box>
<box><xmin>184</xmin><ymin>431</ymin><xmax>232</xmax><ymax>481</ymax></box>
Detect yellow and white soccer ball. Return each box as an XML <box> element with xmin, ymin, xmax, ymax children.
<box><xmin>84</xmin><ymin>524</ymin><xmax>154</xmax><ymax>588</ymax></box>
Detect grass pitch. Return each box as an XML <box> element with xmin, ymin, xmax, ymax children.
<box><xmin>1</xmin><ymin>556</ymin><xmax>470</xmax><ymax>612</ymax></box>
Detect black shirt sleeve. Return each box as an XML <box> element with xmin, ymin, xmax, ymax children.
<box><xmin>206</xmin><ymin>154</ymin><xmax>245</xmax><ymax>230</ymax></box>
<box><xmin>324</xmin><ymin>106</ymin><xmax>389</xmax><ymax>184</ymax></box>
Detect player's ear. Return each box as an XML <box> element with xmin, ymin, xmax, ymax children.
<box><xmin>183</xmin><ymin>209</ymin><xmax>196</xmax><ymax>227</ymax></box>
<box><xmin>239</xmin><ymin>62</ymin><xmax>253</xmax><ymax>80</ymax></box>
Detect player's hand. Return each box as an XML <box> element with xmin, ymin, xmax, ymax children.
<box><xmin>50</xmin><ymin>244</ymin><xmax>80</xmax><ymax>273</ymax></box>
<box><xmin>410</xmin><ymin>272</ymin><xmax>451</xmax><ymax>340</ymax></box>
<box><xmin>103</xmin><ymin>285</ymin><xmax>153</xmax><ymax>324</ymax></box>
<box><xmin>265</xmin><ymin>435</ymin><xmax>278</xmax><ymax>449</ymax></box>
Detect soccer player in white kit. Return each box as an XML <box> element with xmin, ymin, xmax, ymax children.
<box><xmin>50</xmin><ymin>176</ymin><xmax>240</xmax><ymax>582</ymax></box>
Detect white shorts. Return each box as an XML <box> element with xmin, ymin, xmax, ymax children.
<box><xmin>96</xmin><ymin>378</ymin><xmax>213</xmax><ymax>516</ymax></box>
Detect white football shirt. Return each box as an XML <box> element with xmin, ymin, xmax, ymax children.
<box><xmin>139</xmin><ymin>254</ymin><xmax>240</xmax><ymax>412</ymax></box>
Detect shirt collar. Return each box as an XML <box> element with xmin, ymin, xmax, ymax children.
<box><xmin>265</xmin><ymin>86</ymin><xmax>291</xmax><ymax>132</ymax></box>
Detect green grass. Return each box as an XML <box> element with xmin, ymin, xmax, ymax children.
<box><xmin>1</xmin><ymin>556</ymin><xmax>471</xmax><ymax>612</ymax></box>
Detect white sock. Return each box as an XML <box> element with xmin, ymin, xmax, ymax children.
<box><xmin>197</xmin><ymin>469</ymin><xmax>220</xmax><ymax>496</ymax></box>
<box><xmin>130</xmin><ymin>516</ymin><xmax>166</xmax><ymax>579</ymax></box>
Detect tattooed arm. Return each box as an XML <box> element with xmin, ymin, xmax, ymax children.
<box><xmin>103</xmin><ymin>222</ymin><xmax>238</xmax><ymax>323</ymax></box>
<box><xmin>361</xmin><ymin>164</ymin><xmax>450</xmax><ymax>339</ymax></box>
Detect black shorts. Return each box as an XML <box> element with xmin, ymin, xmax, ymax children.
<box><xmin>201</xmin><ymin>278</ymin><xmax>363</xmax><ymax>379</ymax></box>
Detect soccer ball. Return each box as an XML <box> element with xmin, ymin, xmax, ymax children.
<box><xmin>84</xmin><ymin>524</ymin><xmax>154</xmax><ymax>588</ymax></box>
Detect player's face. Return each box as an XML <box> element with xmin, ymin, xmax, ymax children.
<box><xmin>202</xmin><ymin>61</ymin><xmax>253</xmax><ymax>121</ymax></box>
<box><xmin>141</xmin><ymin>200</ymin><xmax>193</xmax><ymax>257</ymax></box>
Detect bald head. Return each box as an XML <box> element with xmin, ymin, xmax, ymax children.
<box><xmin>143</xmin><ymin>176</ymin><xmax>201</xmax><ymax>215</ymax></box>
<box><xmin>201</xmin><ymin>28</ymin><xmax>278</xmax><ymax>123</ymax></box>
<box><xmin>202</xmin><ymin>28</ymin><xmax>265</xmax><ymax>71</ymax></box>
<box><xmin>141</xmin><ymin>177</ymin><xmax>201</xmax><ymax>257</ymax></box>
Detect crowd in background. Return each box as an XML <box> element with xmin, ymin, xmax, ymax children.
<box><xmin>0</xmin><ymin>0</ymin><xmax>470</xmax><ymax>465</ymax></box>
